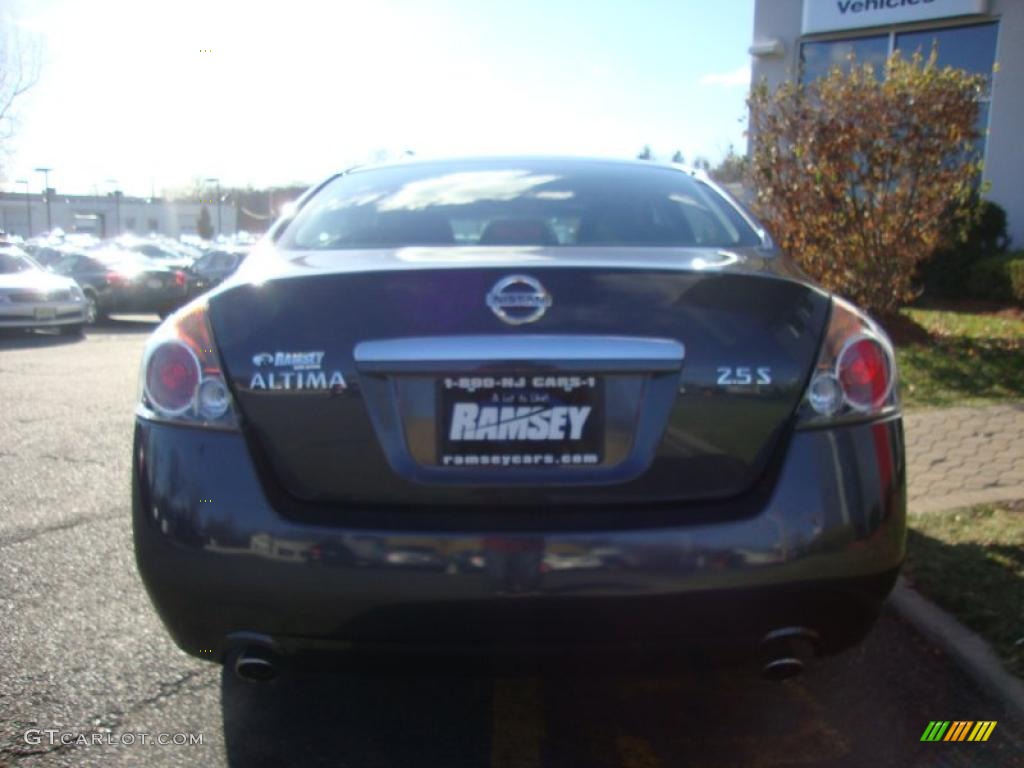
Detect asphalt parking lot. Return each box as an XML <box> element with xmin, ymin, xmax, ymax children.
<box><xmin>1</xmin><ymin>321</ymin><xmax>1023</xmax><ymax>768</ymax></box>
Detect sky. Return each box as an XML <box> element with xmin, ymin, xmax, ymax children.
<box><xmin>1</xmin><ymin>0</ymin><xmax>754</xmax><ymax>197</ymax></box>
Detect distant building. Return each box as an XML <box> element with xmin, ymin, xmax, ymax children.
<box><xmin>750</xmin><ymin>0</ymin><xmax>1024</xmax><ymax>245</ymax></box>
<box><xmin>0</xmin><ymin>191</ymin><xmax>238</xmax><ymax>239</ymax></box>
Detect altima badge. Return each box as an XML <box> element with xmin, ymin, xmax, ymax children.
<box><xmin>486</xmin><ymin>275</ymin><xmax>552</xmax><ymax>325</ymax></box>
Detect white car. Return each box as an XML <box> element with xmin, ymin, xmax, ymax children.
<box><xmin>0</xmin><ymin>245</ymin><xmax>91</xmax><ymax>334</ymax></box>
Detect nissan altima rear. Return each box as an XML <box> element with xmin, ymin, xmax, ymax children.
<box><xmin>131</xmin><ymin>157</ymin><xmax>905</xmax><ymax>680</ymax></box>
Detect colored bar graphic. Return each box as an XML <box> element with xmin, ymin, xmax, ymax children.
<box><xmin>921</xmin><ymin>721</ymin><xmax>997</xmax><ymax>742</ymax></box>
<box><xmin>969</xmin><ymin>722</ymin><xmax>998</xmax><ymax>742</ymax></box>
<box><xmin>921</xmin><ymin>721</ymin><xmax>950</xmax><ymax>741</ymax></box>
<box><xmin>944</xmin><ymin>721</ymin><xmax>972</xmax><ymax>741</ymax></box>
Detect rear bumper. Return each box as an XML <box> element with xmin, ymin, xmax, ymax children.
<box><xmin>132</xmin><ymin>416</ymin><xmax>906</xmax><ymax>660</ymax></box>
<box><xmin>0</xmin><ymin>301</ymin><xmax>87</xmax><ymax>327</ymax></box>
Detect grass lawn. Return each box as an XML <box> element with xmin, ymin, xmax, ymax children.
<box><xmin>903</xmin><ymin>502</ymin><xmax>1024</xmax><ymax>678</ymax></box>
<box><xmin>888</xmin><ymin>305</ymin><xmax>1024</xmax><ymax>409</ymax></box>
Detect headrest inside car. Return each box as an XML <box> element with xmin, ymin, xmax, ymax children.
<box><xmin>479</xmin><ymin>219</ymin><xmax>558</xmax><ymax>246</ymax></box>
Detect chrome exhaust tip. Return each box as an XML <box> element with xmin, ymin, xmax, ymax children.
<box><xmin>762</xmin><ymin>656</ymin><xmax>804</xmax><ymax>681</ymax></box>
<box><xmin>760</xmin><ymin>627</ymin><xmax>819</xmax><ymax>681</ymax></box>
<box><xmin>233</xmin><ymin>648</ymin><xmax>279</xmax><ymax>683</ymax></box>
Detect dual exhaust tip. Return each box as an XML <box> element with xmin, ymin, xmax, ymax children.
<box><xmin>229</xmin><ymin>627</ymin><xmax>820</xmax><ymax>683</ymax></box>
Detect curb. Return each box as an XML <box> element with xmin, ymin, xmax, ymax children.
<box><xmin>888</xmin><ymin>575</ymin><xmax>1024</xmax><ymax>718</ymax></box>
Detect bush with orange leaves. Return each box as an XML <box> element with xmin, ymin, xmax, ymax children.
<box><xmin>748</xmin><ymin>51</ymin><xmax>987</xmax><ymax>317</ymax></box>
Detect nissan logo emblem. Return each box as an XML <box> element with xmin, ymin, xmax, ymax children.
<box><xmin>486</xmin><ymin>275</ymin><xmax>552</xmax><ymax>325</ymax></box>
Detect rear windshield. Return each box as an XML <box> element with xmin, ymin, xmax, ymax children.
<box><xmin>0</xmin><ymin>250</ymin><xmax>38</xmax><ymax>274</ymax></box>
<box><xmin>278</xmin><ymin>160</ymin><xmax>761</xmax><ymax>250</ymax></box>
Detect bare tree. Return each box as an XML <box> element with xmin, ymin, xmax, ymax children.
<box><xmin>0</xmin><ymin>14</ymin><xmax>42</xmax><ymax>170</ymax></box>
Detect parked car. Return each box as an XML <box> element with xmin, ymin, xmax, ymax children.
<box><xmin>132</xmin><ymin>157</ymin><xmax>905</xmax><ymax>682</ymax></box>
<box><xmin>22</xmin><ymin>243</ymin><xmax>68</xmax><ymax>268</ymax></box>
<box><xmin>113</xmin><ymin>236</ymin><xmax>198</xmax><ymax>269</ymax></box>
<box><xmin>50</xmin><ymin>248</ymin><xmax>190</xmax><ymax>320</ymax></box>
<box><xmin>0</xmin><ymin>245</ymin><xmax>90</xmax><ymax>334</ymax></box>
<box><xmin>123</xmin><ymin>243</ymin><xmax>194</xmax><ymax>270</ymax></box>
<box><xmin>186</xmin><ymin>247</ymin><xmax>249</xmax><ymax>297</ymax></box>
<box><xmin>23</xmin><ymin>235</ymin><xmax>102</xmax><ymax>268</ymax></box>
<box><xmin>179</xmin><ymin>234</ymin><xmax>213</xmax><ymax>253</ymax></box>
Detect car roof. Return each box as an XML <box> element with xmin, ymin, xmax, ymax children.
<box><xmin>341</xmin><ymin>155</ymin><xmax>706</xmax><ymax>179</ymax></box>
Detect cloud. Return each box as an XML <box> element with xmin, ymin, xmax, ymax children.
<box><xmin>699</xmin><ymin>66</ymin><xmax>750</xmax><ymax>88</ymax></box>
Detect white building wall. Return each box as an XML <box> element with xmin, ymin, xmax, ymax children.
<box><xmin>750</xmin><ymin>0</ymin><xmax>805</xmax><ymax>88</ymax></box>
<box><xmin>750</xmin><ymin>0</ymin><xmax>1024</xmax><ymax>246</ymax></box>
<box><xmin>983</xmin><ymin>0</ymin><xmax>1024</xmax><ymax>247</ymax></box>
<box><xmin>0</xmin><ymin>195</ymin><xmax>237</xmax><ymax>239</ymax></box>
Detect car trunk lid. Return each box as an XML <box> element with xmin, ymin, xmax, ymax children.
<box><xmin>210</xmin><ymin>248</ymin><xmax>830</xmax><ymax>508</ymax></box>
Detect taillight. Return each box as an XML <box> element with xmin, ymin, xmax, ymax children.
<box><xmin>799</xmin><ymin>297</ymin><xmax>898</xmax><ymax>424</ymax></box>
<box><xmin>174</xmin><ymin>270</ymin><xmax>187</xmax><ymax>287</ymax></box>
<box><xmin>106</xmin><ymin>271</ymin><xmax>129</xmax><ymax>286</ymax></box>
<box><xmin>138</xmin><ymin>298</ymin><xmax>237</xmax><ymax>428</ymax></box>
<box><xmin>837</xmin><ymin>336</ymin><xmax>892</xmax><ymax>411</ymax></box>
<box><xmin>145</xmin><ymin>341</ymin><xmax>200</xmax><ymax>414</ymax></box>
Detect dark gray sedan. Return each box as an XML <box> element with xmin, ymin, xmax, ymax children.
<box><xmin>51</xmin><ymin>248</ymin><xmax>190</xmax><ymax>320</ymax></box>
<box><xmin>132</xmin><ymin>157</ymin><xmax>905</xmax><ymax>683</ymax></box>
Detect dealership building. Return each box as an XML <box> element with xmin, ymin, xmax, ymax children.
<box><xmin>750</xmin><ymin>0</ymin><xmax>1024</xmax><ymax>245</ymax></box>
<box><xmin>0</xmin><ymin>191</ymin><xmax>238</xmax><ymax>240</ymax></box>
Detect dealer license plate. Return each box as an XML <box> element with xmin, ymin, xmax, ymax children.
<box><xmin>439</xmin><ymin>374</ymin><xmax>603</xmax><ymax>468</ymax></box>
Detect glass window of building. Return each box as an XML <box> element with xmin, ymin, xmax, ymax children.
<box><xmin>800</xmin><ymin>35</ymin><xmax>888</xmax><ymax>83</ymax></box>
<box><xmin>800</xmin><ymin>23</ymin><xmax>998</xmax><ymax>164</ymax></box>
<box><xmin>895</xmin><ymin>23</ymin><xmax>998</xmax><ymax>85</ymax></box>
<box><xmin>897</xmin><ymin>23</ymin><xmax>998</xmax><ymax>160</ymax></box>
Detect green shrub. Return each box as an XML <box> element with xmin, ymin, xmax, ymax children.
<box><xmin>967</xmin><ymin>252</ymin><xmax>1024</xmax><ymax>303</ymax></box>
<box><xmin>968</xmin><ymin>200</ymin><xmax>1011</xmax><ymax>253</ymax></box>
<box><xmin>922</xmin><ymin>200</ymin><xmax>1010</xmax><ymax>299</ymax></box>
<box><xmin>1008</xmin><ymin>258</ymin><xmax>1024</xmax><ymax>303</ymax></box>
<box><xmin>925</xmin><ymin>247</ymin><xmax>982</xmax><ymax>298</ymax></box>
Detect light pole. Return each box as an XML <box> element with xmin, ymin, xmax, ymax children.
<box><xmin>16</xmin><ymin>179</ymin><xmax>31</xmax><ymax>237</ymax></box>
<box><xmin>34</xmin><ymin>167</ymin><xmax>53</xmax><ymax>232</ymax></box>
<box><xmin>205</xmin><ymin>177</ymin><xmax>222</xmax><ymax>237</ymax></box>
<box><xmin>106</xmin><ymin>178</ymin><xmax>121</xmax><ymax>237</ymax></box>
